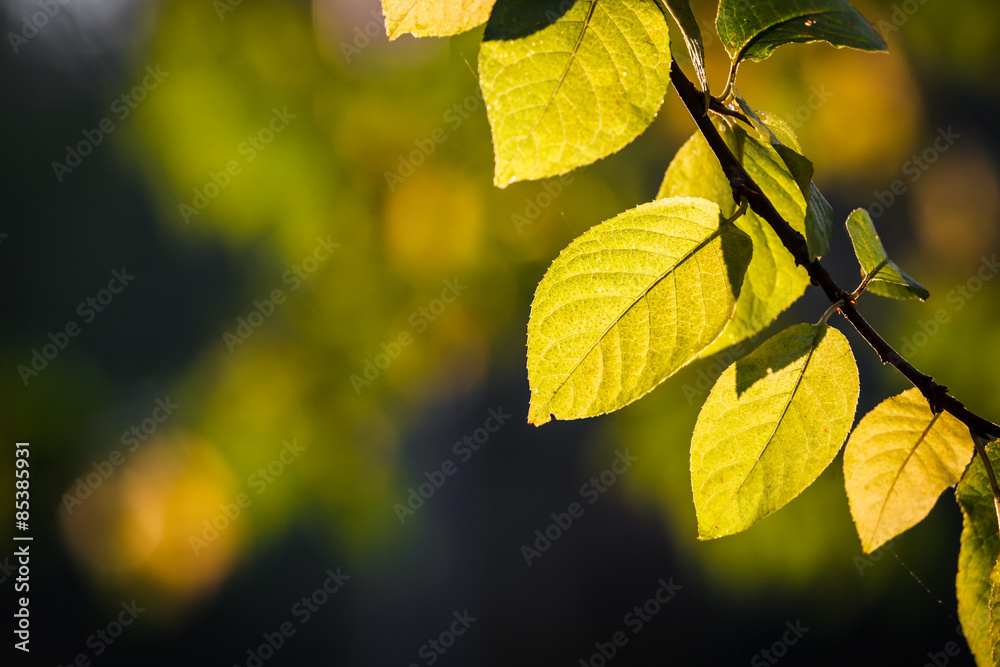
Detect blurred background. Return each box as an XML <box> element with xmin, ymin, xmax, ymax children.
<box><xmin>1</xmin><ymin>0</ymin><xmax>999</xmax><ymax>664</ymax></box>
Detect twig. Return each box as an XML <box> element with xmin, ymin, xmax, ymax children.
<box><xmin>707</xmin><ymin>98</ymin><xmax>748</xmax><ymax>123</ymax></box>
<box><xmin>850</xmin><ymin>257</ymin><xmax>889</xmax><ymax>301</ymax></box>
<box><xmin>971</xmin><ymin>431</ymin><xmax>1000</xmax><ymax>532</ymax></box>
<box><xmin>668</xmin><ymin>59</ymin><xmax>1000</xmax><ymax>444</ymax></box>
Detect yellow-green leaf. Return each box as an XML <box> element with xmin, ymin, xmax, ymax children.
<box><xmin>844</xmin><ymin>387</ymin><xmax>974</xmax><ymax>553</ymax></box>
<box><xmin>663</xmin><ymin>0</ymin><xmax>708</xmax><ymax>92</ymax></box>
<box><xmin>846</xmin><ymin>208</ymin><xmax>930</xmax><ymax>301</ymax></box>
<box><xmin>527</xmin><ymin>196</ymin><xmax>752</xmax><ymax>425</ymax></box>
<box><xmin>382</xmin><ymin>0</ymin><xmax>496</xmax><ymax>39</ymax></box>
<box><xmin>480</xmin><ymin>0</ymin><xmax>671</xmax><ymax>186</ymax></box>
<box><xmin>716</xmin><ymin>0</ymin><xmax>887</xmax><ymax>66</ymax></box>
<box><xmin>691</xmin><ymin>322</ymin><xmax>859</xmax><ymax>539</ymax></box>
<box><xmin>991</xmin><ymin>560</ymin><xmax>1000</xmax><ymax>665</ymax></box>
<box><xmin>658</xmin><ymin>121</ymin><xmax>809</xmax><ymax>355</ymax></box>
<box><xmin>957</xmin><ymin>440</ymin><xmax>1000</xmax><ymax>667</ymax></box>
<box><xmin>733</xmin><ymin>93</ymin><xmax>832</xmax><ymax>260</ymax></box>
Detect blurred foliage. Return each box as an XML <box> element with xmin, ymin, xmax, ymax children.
<box><xmin>1</xmin><ymin>0</ymin><xmax>998</xmax><ymax>642</ymax></box>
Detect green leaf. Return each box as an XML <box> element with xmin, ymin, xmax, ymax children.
<box><xmin>957</xmin><ymin>440</ymin><xmax>1000</xmax><ymax>667</ymax></box>
<box><xmin>843</xmin><ymin>387</ymin><xmax>974</xmax><ymax>553</ymax></box>
<box><xmin>382</xmin><ymin>0</ymin><xmax>497</xmax><ymax>39</ymax></box>
<box><xmin>991</xmin><ymin>561</ymin><xmax>1000</xmax><ymax>666</ymax></box>
<box><xmin>527</xmin><ymin>196</ymin><xmax>752</xmax><ymax>425</ymax></box>
<box><xmin>658</xmin><ymin>122</ymin><xmax>809</xmax><ymax>354</ymax></box>
<box><xmin>662</xmin><ymin>0</ymin><xmax>708</xmax><ymax>93</ymax></box>
<box><xmin>716</xmin><ymin>0</ymin><xmax>887</xmax><ymax>66</ymax></box>
<box><xmin>733</xmin><ymin>94</ymin><xmax>832</xmax><ymax>260</ymax></box>
<box><xmin>846</xmin><ymin>208</ymin><xmax>930</xmax><ymax>300</ymax></box>
<box><xmin>691</xmin><ymin>322</ymin><xmax>859</xmax><ymax>539</ymax></box>
<box><xmin>480</xmin><ymin>0</ymin><xmax>672</xmax><ymax>187</ymax></box>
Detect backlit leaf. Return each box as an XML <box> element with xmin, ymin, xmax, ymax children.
<box><xmin>846</xmin><ymin>208</ymin><xmax>930</xmax><ymax>300</ymax></box>
<box><xmin>991</xmin><ymin>561</ymin><xmax>1000</xmax><ymax>666</ymax></box>
<box><xmin>957</xmin><ymin>440</ymin><xmax>1000</xmax><ymax>667</ymax></box>
<box><xmin>382</xmin><ymin>0</ymin><xmax>497</xmax><ymax>39</ymax></box>
<box><xmin>843</xmin><ymin>387</ymin><xmax>974</xmax><ymax>553</ymax></box>
<box><xmin>691</xmin><ymin>322</ymin><xmax>859</xmax><ymax>539</ymax></box>
<box><xmin>480</xmin><ymin>0</ymin><xmax>671</xmax><ymax>186</ymax></box>
<box><xmin>658</xmin><ymin>120</ymin><xmax>809</xmax><ymax>354</ymax></box>
<box><xmin>716</xmin><ymin>0</ymin><xmax>887</xmax><ymax>66</ymax></box>
<box><xmin>733</xmin><ymin>93</ymin><xmax>832</xmax><ymax>260</ymax></box>
<box><xmin>663</xmin><ymin>0</ymin><xmax>708</xmax><ymax>92</ymax></box>
<box><xmin>527</xmin><ymin>196</ymin><xmax>752</xmax><ymax>425</ymax></box>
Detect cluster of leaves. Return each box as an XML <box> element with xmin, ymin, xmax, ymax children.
<box><xmin>382</xmin><ymin>0</ymin><xmax>1000</xmax><ymax>661</ymax></box>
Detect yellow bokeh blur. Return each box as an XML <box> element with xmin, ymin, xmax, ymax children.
<box><xmin>60</xmin><ymin>436</ymin><xmax>242</xmax><ymax>606</ymax></box>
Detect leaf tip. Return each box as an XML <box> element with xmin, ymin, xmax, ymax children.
<box><xmin>696</xmin><ymin>524</ymin><xmax>722</xmax><ymax>541</ymax></box>
<box><xmin>870</xmin><ymin>30</ymin><xmax>889</xmax><ymax>53</ymax></box>
<box><xmin>527</xmin><ymin>402</ymin><xmax>552</xmax><ymax>427</ymax></box>
<box><xmin>493</xmin><ymin>165</ymin><xmax>517</xmax><ymax>189</ymax></box>
<box><xmin>859</xmin><ymin>536</ymin><xmax>880</xmax><ymax>555</ymax></box>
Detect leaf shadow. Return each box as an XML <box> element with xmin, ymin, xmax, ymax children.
<box><xmin>719</xmin><ymin>219</ymin><xmax>753</xmax><ymax>305</ymax></box>
<box><xmin>733</xmin><ymin>325</ymin><xmax>819</xmax><ymax>399</ymax></box>
<box><xmin>483</xmin><ymin>0</ymin><xmax>574</xmax><ymax>42</ymax></box>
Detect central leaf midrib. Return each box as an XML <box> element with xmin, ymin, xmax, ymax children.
<box><xmin>536</xmin><ymin>225</ymin><xmax>723</xmax><ymax>417</ymax></box>
<box><xmin>506</xmin><ymin>0</ymin><xmax>598</xmax><ymax>172</ymax></box>
<box><xmin>736</xmin><ymin>8</ymin><xmax>850</xmax><ymax>61</ymax></box>
<box><xmin>388</xmin><ymin>0</ymin><xmax>422</xmax><ymax>38</ymax></box>
<box><xmin>713</xmin><ymin>325</ymin><xmax>823</xmax><ymax>525</ymax></box>
<box><xmin>870</xmin><ymin>412</ymin><xmax>942</xmax><ymax>541</ymax></box>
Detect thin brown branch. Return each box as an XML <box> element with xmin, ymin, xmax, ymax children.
<box><xmin>668</xmin><ymin>59</ymin><xmax>1000</xmax><ymax>442</ymax></box>
<box><xmin>972</xmin><ymin>431</ymin><xmax>1000</xmax><ymax>531</ymax></box>
<box><xmin>707</xmin><ymin>97</ymin><xmax>748</xmax><ymax>123</ymax></box>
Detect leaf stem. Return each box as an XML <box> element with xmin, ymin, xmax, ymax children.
<box><xmin>707</xmin><ymin>98</ymin><xmax>749</xmax><ymax>124</ymax></box>
<box><xmin>849</xmin><ymin>258</ymin><xmax>889</xmax><ymax>300</ymax></box>
<box><xmin>816</xmin><ymin>300</ymin><xmax>844</xmax><ymax>327</ymax></box>
<box><xmin>719</xmin><ymin>61</ymin><xmax>738</xmax><ymax>103</ymax></box>
<box><xmin>971</xmin><ymin>431</ymin><xmax>1000</xmax><ymax>532</ymax></box>
<box><xmin>668</xmin><ymin>59</ymin><xmax>1000</xmax><ymax>441</ymax></box>
<box><xmin>722</xmin><ymin>196</ymin><xmax>748</xmax><ymax>224</ymax></box>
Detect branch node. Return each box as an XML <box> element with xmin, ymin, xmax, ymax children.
<box><xmin>925</xmin><ymin>384</ymin><xmax>951</xmax><ymax>414</ymax></box>
<box><xmin>665</xmin><ymin>58</ymin><xmax>1000</xmax><ymax>441</ymax></box>
<box><xmin>727</xmin><ymin>169</ymin><xmax>757</xmax><ymax>204</ymax></box>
